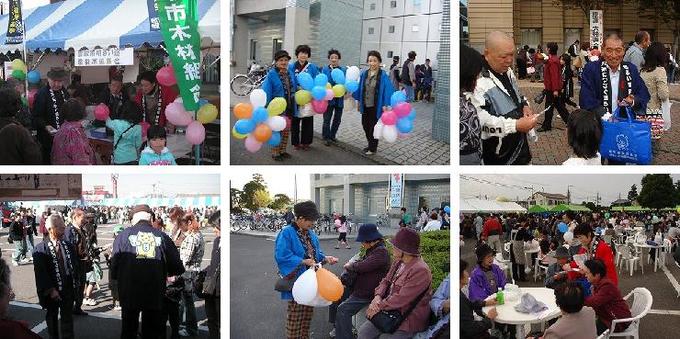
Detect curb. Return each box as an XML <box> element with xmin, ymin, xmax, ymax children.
<box><xmin>231</xmin><ymin>230</ymin><xmax>359</xmax><ymax>241</ymax></box>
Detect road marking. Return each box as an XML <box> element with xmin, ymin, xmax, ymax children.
<box><xmin>31</xmin><ymin>320</ymin><xmax>47</xmax><ymax>334</ymax></box>
<box><xmin>661</xmin><ymin>264</ymin><xmax>680</xmax><ymax>297</ymax></box>
<box><xmin>648</xmin><ymin>309</ymin><xmax>680</xmax><ymax>316</ymax></box>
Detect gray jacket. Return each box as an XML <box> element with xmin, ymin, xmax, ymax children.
<box><xmin>624</xmin><ymin>43</ymin><xmax>645</xmax><ymax>71</ymax></box>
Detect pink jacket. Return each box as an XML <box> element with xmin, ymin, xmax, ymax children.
<box><xmin>51</xmin><ymin>121</ymin><xmax>96</xmax><ymax>165</ymax></box>
<box><xmin>374</xmin><ymin>257</ymin><xmax>432</xmax><ymax>333</ymax></box>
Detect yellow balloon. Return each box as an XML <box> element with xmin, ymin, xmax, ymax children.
<box><xmin>232</xmin><ymin>126</ymin><xmax>247</xmax><ymax>139</ymax></box>
<box><xmin>197</xmin><ymin>104</ymin><xmax>218</xmax><ymax>124</ymax></box>
<box><xmin>267</xmin><ymin>97</ymin><xmax>287</xmax><ymax>116</ymax></box>
<box><xmin>332</xmin><ymin>84</ymin><xmax>346</xmax><ymax>98</ymax></box>
<box><xmin>11</xmin><ymin>59</ymin><xmax>26</xmax><ymax>72</ymax></box>
<box><xmin>295</xmin><ymin>90</ymin><xmax>312</xmax><ymax>106</ymax></box>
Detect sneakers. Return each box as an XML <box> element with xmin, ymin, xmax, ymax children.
<box><xmin>112</xmin><ymin>305</ymin><xmax>122</xmax><ymax>311</ymax></box>
<box><xmin>83</xmin><ymin>298</ymin><xmax>97</xmax><ymax>306</ymax></box>
<box><xmin>329</xmin><ymin>328</ymin><xmax>336</xmax><ymax>338</ymax></box>
<box><xmin>365</xmin><ymin>150</ymin><xmax>374</xmax><ymax>155</ymax></box>
<box><xmin>324</xmin><ymin>140</ymin><xmax>332</xmax><ymax>146</ymax></box>
<box><xmin>11</xmin><ymin>261</ymin><xmax>19</xmax><ymax>267</ymax></box>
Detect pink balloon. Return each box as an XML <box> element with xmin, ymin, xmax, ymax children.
<box><xmin>94</xmin><ymin>104</ymin><xmax>110</xmax><ymax>120</ymax></box>
<box><xmin>244</xmin><ymin>135</ymin><xmax>262</xmax><ymax>153</ymax></box>
<box><xmin>186</xmin><ymin>121</ymin><xmax>206</xmax><ymax>145</ymax></box>
<box><xmin>394</xmin><ymin>102</ymin><xmax>411</xmax><ymax>118</ymax></box>
<box><xmin>27</xmin><ymin>89</ymin><xmax>37</xmax><ymax>108</ymax></box>
<box><xmin>324</xmin><ymin>89</ymin><xmax>334</xmax><ymax>101</ymax></box>
<box><xmin>381</xmin><ymin>110</ymin><xmax>397</xmax><ymax>125</ymax></box>
<box><xmin>311</xmin><ymin>99</ymin><xmax>328</xmax><ymax>114</ymax></box>
<box><xmin>165</xmin><ymin>102</ymin><xmax>192</xmax><ymax>126</ymax></box>
<box><xmin>140</xmin><ymin>121</ymin><xmax>150</xmax><ymax>138</ymax></box>
<box><xmin>156</xmin><ymin>65</ymin><xmax>177</xmax><ymax>87</ymax></box>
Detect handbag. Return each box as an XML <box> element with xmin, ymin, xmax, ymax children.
<box><xmin>533</xmin><ymin>90</ymin><xmax>546</xmax><ymax>104</ymax></box>
<box><xmin>275</xmin><ymin>263</ymin><xmax>304</xmax><ymax>292</ymax></box>
<box><xmin>369</xmin><ymin>266</ymin><xmax>430</xmax><ymax>334</ymax></box>
<box><xmin>599</xmin><ymin>106</ymin><xmax>652</xmax><ymax>164</ymax></box>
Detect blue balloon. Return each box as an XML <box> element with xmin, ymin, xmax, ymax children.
<box><xmin>444</xmin><ymin>206</ymin><xmax>451</xmax><ymax>214</ymax></box>
<box><xmin>331</xmin><ymin>68</ymin><xmax>345</xmax><ymax>84</ymax></box>
<box><xmin>407</xmin><ymin>109</ymin><xmax>416</xmax><ymax>121</ymax></box>
<box><xmin>312</xmin><ymin>86</ymin><xmax>327</xmax><ymax>101</ymax></box>
<box><xmin>267</xmin><ymin>131</ymin><xmax>281</xmax><ymax>147</ymax></box>
<box><xmin>234</xmin><ymin>119</ymin><xmax>255</xmax><ymax>134</ymax></box>
<box><xmin>198</xmin><ymin>98</ymin><xmax>209</xmax><ymax>107</ymax></box>
<box><xmin>345</xmin><ymin>81</ymin><xmax>359</xmax><ymax>93</ymax></box>
<box><xmin>27</xmin><ymin>70</ymin><xmax>41</xmax><ymax>84</ymax></box>
<box><xmin>390</xmin><ymin>91</ymin><xmax>406</xmax><ymax>107</ymax></box>
<box><xmin>314</xmin><ymin>73</ymin><xmax>328</xmax><ymax>87</ymax></box>
<box><xmin>396</xmin><ymin>118</ymin><xmax>413</xmax><ymax>133</ymax></box>
<box><xmin>297</xmin><ymin>73</ymin><xmax>314</xmax><ymax>91</ymax></box>
<box><xmin>252</xmin><ymin>107</ymin><xmax>269</xmax><ymax>123</ymax></box>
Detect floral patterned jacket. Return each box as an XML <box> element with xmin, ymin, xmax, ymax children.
<box><xmin>51</xmin><ymin>121</ymin><xmax>96</xmax><ymax>165</ymax></box>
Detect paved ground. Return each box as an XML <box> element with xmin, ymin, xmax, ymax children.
<box><xmin>519</xmin><ymin>80</ymin><xmax>680</xmax><ymax>165</ymax></box>
<box><xmin>1</xmin><ymin>222</ymin><xmax>218</xmax><ymax>338</ymax></box>
<box><xmin>230</xmin><ymin>95</ymin><xmax>450</xmax><ymax>165</ymax></box>
<box><xmin>460</xmin><ymin>235</ymin><xmax>680</xmax><ymax>338</ymax></box>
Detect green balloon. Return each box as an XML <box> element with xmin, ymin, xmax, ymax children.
<box><xmin>21</xmin><ymin>96</ymin><xmax>28</xmax><ymax>106</ymax></box>
<box><xmin>11</xmin><ymin>69</ymin><xmax>26</xmax><ymax>80</ymax></box>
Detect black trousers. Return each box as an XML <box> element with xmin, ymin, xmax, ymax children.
<box><xmin>120</xmin><ymin>307</ymin><xmax>163</xmax><ymax>339</ymax></box>
<box><xmin>73</xmin><ymin>267</ymin><xmax>86</xmax><ymax>311</ymax></box>
<box><xmin>291</xmin><ymin>116</ymin><xmax>314</xmax><ymax>146</ymax></box>
<box><xmin>511</xmin><ymin>263</ymin><xmax>526</xmax><ymax>281</ymax></box>
<box><xmin>46</xmin><ymin>276</ymin><xmax>75</xmax><ymax>339</ymax></box>
<box><xmin>204</xmin><ymin>295</ymin><xmax>220</xmax><ymax>339</ymax></box>
<box><xmin>162</xmin><ymin>298</ymin><xmax>181</xmax><ymax>339</ymax></box>
<box><xmin>543</xmin><ymin>91</ymin><xmax>570</xmax><ymax>129</ymax></box>
<box><xmin>361</xmin><ymin>107</ymin><xmax>379</xmax><ymax>152</ymax></box>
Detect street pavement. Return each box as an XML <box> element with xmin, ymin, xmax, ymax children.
<box><xmin>1</xmin><ymin>222</ymin><xmax>218</xmax><ymax>338</ymax></box>
<box><xmin>519</xmin><ymin>80</ymin><xmax>680</xmax><ymax>165</ymax></box>
<box><xmin>460</xmin><ymin>235</ymin><xmax>680</xmax><ymax>338</ymax></box>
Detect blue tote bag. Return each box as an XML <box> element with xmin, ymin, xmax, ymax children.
<box><xmin>599</xmin><ymin>106</ymin><xmax>652</xmax><ymax>165</ymax></box>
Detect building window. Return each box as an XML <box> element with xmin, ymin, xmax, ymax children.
<box><xmin>249</xmin><ymin>39</ymin><xmax>257</xmax><ymax>61</ymax></box>
<box><xmin>390</xmin><ymin>1</ymin><xmax>397</xmax><ymax>8</ymax></box>
<box><xmin>272</xmin><ymin>38</ymin><xmax>283</xmax><ymax>59</ymax></box>
<box><xmin>370</xmin><ymin>3</ymin><xmax>375</xmax><ymax>10</ymax></box>
<box><xmin>368</xmin><ymin>27</ymin><xmax>375</xmax><ymax>35</ymax></box>
<box><xmin>412</xmin><ymin>24</ymin><xmax>419</xmax><ymax>32</ymax></box>
<box><xmin>387</xmin><ymin>51</ymin><xmax>394</xmax><ymax>58</ymax></box>
<box><xmin>389</xmin><ymin>25</ymin><xmax>395</xmax><ymax>33</ymax></box>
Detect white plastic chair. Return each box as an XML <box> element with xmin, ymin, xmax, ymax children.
<box><xmin>618</xmin><ymin>245</ymin><xmax>641</xmax><ymax>276</ymax></box>
<box><xmin>659</xmin><ymin>238</ymin><xmax>673</xmax><ymax>266</ymax></box>
<box><xmin>606</xmin><ymin>287</ymin><xmax>653</xmax><ymax>339</ymax></box>
<box><xmin>503</xmin><ymin>241</ymin><xmax>511</xmax><ymax>259</ymax></box>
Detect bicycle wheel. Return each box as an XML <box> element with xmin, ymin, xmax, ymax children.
<box><xmin>230</xmin><ymin>219</ymin><xmax>242</xmax><ymax>233</ymax></box>
<box><xmin>231</xmin><ymin>75</ymin><xmax>254</xmax><ymax>96</ymax></box>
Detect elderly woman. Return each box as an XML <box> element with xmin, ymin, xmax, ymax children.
<box><xmin>275</xmin><ymin>201</ymin><xmax>338</xmax><ymax>339</ymax></box>
<box><xmin>468</xmin><ymin>243</ymin><xmax>506</xmax><ymax>302</ymax></box>
<box><xmin>289</xmin><ymin>45</ymin><xmax>319</xmax><ymax>151</ymax></box>
<box><xmin>262</xmin><ymin>50</ymin><xmax>297</xmax><ymax>161</ymax></box>
<box><xmin>358</xmin><ymin>228</ymin><xmax>432</xmax><ymax>339</ymax></box>
<box><xmin>178</xmin><ymin>212</ymin><xmax>205</xmax><ymax>337</ymax></box>
<box><xmin>541</xmin><ymin>281</ymin><xmax>597</xmax><ymax>339</ymax></box>
<box><xmin>0</xmin><ymin>87</ymin><xmax>41</xmax><ymax>165</ymax></box>
<box><xmin>51</xmin><ymin>99</ymin><xmax>96</xmax><ymax>165</ymax></box>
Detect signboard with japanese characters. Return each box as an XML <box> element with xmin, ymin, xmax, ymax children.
<box><xmin>157</xmin><ymin>0</ymin><xmax>202</xmax><ymax>111</ymax></box>
<box><xmin>0</xmin><ymin>174</ymin><xmax>82</xmax><ymax>201</ymax></box>
<box><xmin>590</xmin><ymin>10</ymin><xmax>603</xmax><ymax>49</ymax></box>
<box><xmin>147</xmin><ymin>0</ymin><xmax>161</xmax><ymax>31</ymax></box>
<box><xmin>5</xmin><ymin>0</ymin><xmax>24</xmax><ymax>44</ymax></box>
<box><xmin>75</xmin><ymin>47</ymin><xmax>134</xmax><ymax>67</ymax></box>
<box><xmin>388</xmin><ymin>174</ymin><xmax>405</xmax><ymax>208</ymax></box>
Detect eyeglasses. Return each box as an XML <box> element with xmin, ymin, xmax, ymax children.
<box><xmin>605</xmin><ymin>48</ymin><xmax>624</xmax><ymax>54</ymax></box>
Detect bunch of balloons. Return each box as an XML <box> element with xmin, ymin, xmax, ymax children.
<box><xmin>444</xmin><ymin>206</ymin><xmax>451</xmax><ymax>215</ymax></box>
<box><xmin>165</xmin><ymin>96</ymin><xmax>218</xmax><ymax>145</ymax></box>
<box><xmin>372</xmin><ymin>91</ymin><xmax>417</xmax><ymax>143</ymax></box>
<box><xmin>9</xmin><ymin>59</ymin><xmax>28</xmax><ymax>81</ymax></box>
<box><xmin>156</xmin><ymin>64</ymin><xmax>177</xmax><ymax>87</ymax></box>
<box><xmin>292</xmin><ymin>265</ymin><xmax>344</xmax><ymax>307</ymax></box>
<box><xmin>232</xmin><ymin>89</ymin><xmax>288</xmax><ymax>153</ymax></box>
<box><xmin>293</xmin><ymin>66</ymin><xmax>362</xmax><ymax>114</ymax></box>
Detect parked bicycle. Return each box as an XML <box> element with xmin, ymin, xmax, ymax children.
<box><xmin>230</xmin><ymin>62</ymin><xmax>271</xmax><ymax>96</ymax></box>
<box><xmin>376</xmin><ymin>213</ymin><xmax>390</xmax><ymax>229</ymax></box>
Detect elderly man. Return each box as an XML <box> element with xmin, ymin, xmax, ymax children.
<box><xmin>64</xmin><ymin>208</ymin><xmax>89</xmax><ymax>316</ymax></box>
<box><xmin>624</xmin><ymin>31</ymin><xmax>651</xmax><ymax>71</ymax></box>
<box><xmin>33</xmin><ymin>68</ymin><xmax>70</xmax><ymax>164</ymax></box>
<box><xmin>472</xmin><ymin>31</ymin><xmax>538</xmax><ymax>165</ymax></box>
<box><xmin>33</xmin><ymin>214</ymin><xmax>79</xmax><ymax>339</ymax></box>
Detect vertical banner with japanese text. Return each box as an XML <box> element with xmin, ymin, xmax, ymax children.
<box><xmin>388</xmin><ymin>174</ymin><xmax>404</xmax><ymax>209</ymax></box>
<box><xmin>590</xmin><ymin>10</ymin><xmax>603</xmax><ymax>49</ymax></box>
<box><xmin>6</xmin><ymin>0</ymin><xmax>23</xmax><ymax>44</ymax></box>
<box><xmin>156</xmin><ymin>0</ymin><xmax>201</xmax><ymax>112</ymax></box>
<box><xmin>147</xmin><ymin>0</ymin><xmax>161</xmax><ymax>31</ymax></box>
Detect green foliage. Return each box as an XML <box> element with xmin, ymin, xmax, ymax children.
<box><xmin>241</xmin><ymin>174</ymin><xmax>268</xmax><ymax>211</ymax></box>
<box><xmin>253</xmin><ymin>189</ymin><xmax>272</xmax><ymax>210</ymax></box>
<box><xmin>230</xmin><ymin>188</ymin><xmax>243</xmax><ymax>213</ymax></box>
<box><xmin>639</xmin><ymin>174</ymin><xmax>678</xmax><ymax>209</ymax></box>
<box><xmin>269</xmin><ymin>193</ymin><xmax>292</xmax><ymax>211</ymax></box>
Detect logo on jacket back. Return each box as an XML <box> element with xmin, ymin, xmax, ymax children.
<box><xmin>129</xmin><ymin>232</ymin><xmax>162</xmax><ymax>259</ymax></box>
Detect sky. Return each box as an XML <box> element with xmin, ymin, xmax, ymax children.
<box><xmin>230</xmin><ymin>173</ymin><xmax>311</xmax><ymax>201</ymax></box>
<box><xmin>83</xmin><ymin>174</ymin><xmax>220</xmax><ymax>197</ymax></box>
<box><xmin>460</xmin><ymin>174</ymin><xmax>680</xmax><ymax>205</ymax></box>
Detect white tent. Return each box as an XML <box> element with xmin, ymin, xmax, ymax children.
<box><xmin>459</xmin><ymin>198</ymin><xmax>527</xmax><ymax>214</ymax></box>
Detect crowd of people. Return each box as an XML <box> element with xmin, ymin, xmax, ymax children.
<box><xmin>399</xmin><ymin>207</ymin><xmax>451</xmax><ymax>232</ymax></box>
<box><xmin>0</xmin><ymin>67</ymin><xmax>183</xmax><ymax>166</ymax></box>
<box><xmin>1</xmin><ymin>204</ymin><xmax>221</xmax><ymax>339</ymax></box>
<box><xmin>461</xmin><ymin>30</ymin><xmax>675</xmax><ymax>165</ymax></box>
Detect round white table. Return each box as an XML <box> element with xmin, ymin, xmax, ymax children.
<box><xmin>633</xmin><ymin>242</ymin><xmax>663</xmax><ymax>272</ymax></box>
<box><xmin>482</xmin><ymin>287</ymin><xmax>561</xmax><ymax>339</ymax></box>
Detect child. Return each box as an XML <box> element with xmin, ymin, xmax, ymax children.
<box><xmin>106</xmin><ymin>101</ymin><xmax>142</xmax><ymax>165</ymax></box>
<box><xmin>334</xmin><ymin>215</ymin><xmax>350</xmax><ymax>249</ymax></box>
<box><xmin>562</xmin><ymin>109</ymin><xmax>602</xmax><ymax>165</ymax></box>
<box><xmin>139</xmin><ymin>125</ymin><xmax>177</xmax><ymax>165</ymax></box>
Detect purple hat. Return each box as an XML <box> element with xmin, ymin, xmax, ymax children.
<box><xmin>392</xmin><ymin>228</ymin><xmax>420</xmax><ymax>256</ymax></box>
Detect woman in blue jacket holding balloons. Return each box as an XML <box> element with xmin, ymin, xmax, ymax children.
<box><xmin>288</xmin><ymin>45</ymin><xmax>320</xmax><ymax>151</ymax></box>
<box><xmin>321</xmin><ymin>49</ymin><xmax>347</xmax><ymax>146</ymax></box>
<box><xmin>352</xmin><ymin>50</ymin><xmax>395</xmax><ymax>155</ymax></box>
<box><xmin>261</xmin><ymin>50</ymin><xmax>298</xmax><ymax>161</ymax></box>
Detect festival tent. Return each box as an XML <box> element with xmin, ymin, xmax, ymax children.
<box><xmin>550</xmin><ymin>204</ymin><xmax>591</xmax><ymax>212</ymax></box>
<box><xmin>609</xmin><ymin>206</ymin><xmax>651</xmax><ymax>212</ymax></box>
<box><xmin>97</xmin><ymin>196</ymin><xmax>220</xmax><ymax>207</ymax></box>
<box><xmin>459</xmin><ymin>199</ymin><xmax>527</xmax><ymax>214</ymax></box>
<box><xmin>528</xmin><ymin>205</ymin><xmax>550</xmax><ymax>213</ymax></box>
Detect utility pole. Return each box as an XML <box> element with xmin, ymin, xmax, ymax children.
<box><xmin>111</xmin><ymin>174</ymin><xmax>119</xmax><ymax>198</ymax></box>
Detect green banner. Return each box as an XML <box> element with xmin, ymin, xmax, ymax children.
<box><xmin>156</xmin><ymin>0</ymin><xmax>201</xmax><ymax>112</ymax></box>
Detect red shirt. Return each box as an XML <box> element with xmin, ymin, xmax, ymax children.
<box><xmin>584</xmin><ymin>277</ymin><xmax>631</xmax><ymax>332</ymax></box>
<box><xmin>543</xmin><ymin>55</ymin><xmax>562</xmax><ymax>92</ymax></box>
<box><xmin>482</xmin><ymin>217</ymin><xmax>502</xmax><ymax>239</ymax></box>
<box><xmin>568</xmin><ymin>239</ymin><xmax>618</xmax><ymax>287</ymax></box>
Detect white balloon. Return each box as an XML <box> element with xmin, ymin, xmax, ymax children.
<box><xmin>382</xmin><ymin>124</ymin><xmax>398</xmax><ymax>143</ymax></box>
<box><xmin>346</xmin><ymin>66</ymin><xmax>361</xmax><ymax>82</ymax></box>
<box><xmin>267</xmin><ymin>116</ymin><xmax>287</xmax><ymax>132</ymax></box>
<box><xmin>373</xmin><ymin>121</ymin><xmax>384</xmax><ymax>139</ymax></box>
<box><xmin>563</xmin><ymin>231</ymin><xmax>573</xmax><ymax>243</ymax></box>
<box><xmin>307</xmin><ymin>292</ymin><xmax>332</xmax><ymax>307</ymax></box>
<box><xmin>292</xmin><ymin>268</ymin><xmax>318</xmax><ymax>306</ymax></box>
<box><xmin>250</xmin><ymin>89</ymin><xmax>267</xmax><ymax>108</ymax></box>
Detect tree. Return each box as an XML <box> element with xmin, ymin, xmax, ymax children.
<box><xmin>253</xmin><ymin>189</ymin><xmax>272</xmax><ymax>210</ymax></box>
<box><xmin>269</xmin><ymin>194</ymin><xmax>292</xmax><ymax>211</ymax></box>
<box><xmin>231</xmin><ymin>188</ymin><xmax>243</xmax><ymax>213</ymax></box>
<box><xmin>241</xmin><ymin>174</ymin><xmax>268</xmax><ymax>211</ymax></box>
<box><xmin>551</xmin><ymin>0</ymin><xmax>634</xmax><ymax>17</ymax></box>
<box><xmin>627</xmin><ymin>184</ymin><xmax>638</xmax><ymax>202</ymax></box>
<box><xmin>638</xmin><ymin>174</ymin><xmax>677</xmax><ymax>209</ymax></box>
<box><xmin>583</xmin><ymin>201</ymin><xmax>598</xmax><ymax>212</ymax></box>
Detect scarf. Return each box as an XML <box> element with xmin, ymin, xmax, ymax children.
<box><xmin>278</xmin><ymin>68</ymin><xmax>292</xmax><ymax>103</ymax></box>
<box><xmin>49</xmin><ymin>89</ymin><xmax>66</xmax><ymax>129</ymax></box>
<box><xmin>294</xmin><ymin>223</ymin><xmax>316</xmax><ymax>261</ymax></box>
<box><xmin>600</xmin><ymin>62</ymin><xmax>632</xmax><ymax>114</ymax></box>
<box><xmin>141</xmin><ymin>85</ymin><xmax>163</xmax><ymax>125</ymax></box>
<box><xmin>47</xmin><ymin>239</ymin><xmax>76</xmax><ymax>292</ymax></box>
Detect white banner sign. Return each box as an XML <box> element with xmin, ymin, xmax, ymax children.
<box><xmin>590</xmin><ymin>10</ymin><xmax>603</xmax><ymax>49</ymax></box>
<box><xmin>388</xmin><ymin>174</ymin><xmax>404</xmax><ymax>208</ymax></box>
<box><xmin>75</xmin><ymin>47</ymin><xmax>134</xmax><ymax>67</ymax></box>
<box><xmin>0</xmin><ymin>174</ymin><xmax>82</xmax><ymax>201</ymax></box>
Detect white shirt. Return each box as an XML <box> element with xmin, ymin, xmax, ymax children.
<box><xmin>609</xmin><ymin>65</ymin><xmax>621</xmax><ymax>112</ymax></box>
<box><xmin>562</xmin><ymin>153</ymin><xmax>602</xmax><ymax>165</ymax></box>
<box><xmin>423</xmin><ymin>220</ymin><xmax>442</xmax><ymax>232</ymax></box>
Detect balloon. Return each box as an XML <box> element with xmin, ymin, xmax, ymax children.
<box><xmin>444</xmin><ymin>206</ymin><xmax>451</xmax><ymax>214</ymax></box>
<box><xmin>197</xmin><ymin>104</ymin><xmax>218</xmax><ymax>124</ymax></box>
<box><xmin>11</xmin><ymin>69</ymin><xmax>25</xmax><ymax>80</ymax></box>
<box><xmin>94</xmin><ymin>104</ymin><xmax>110</xmax><ymax>121</ymax></box>
<box><xmin>332</xmin><ymin>84</ymin><xmax>346</xmax><ymax>98</ymax></box>
<box><xmin>252</xmin><ymin>107</ymin><xmax>269</xmax><ymax>124</ymax></box>
<box><xmin>396</xmin><ymin>118</ymin><xmax>414</xmax><ymax>133</ymax></box>
<box><xmin>312</xmin><ymin>86</ymin><xmax>327</xmax><ymax>101</ymax></box>
<box><xmin>165</xmin><ymin>102</ymin><xmax>192</xmax><ymax>126</ymax></box>
<box><xmin>186</xmin><ymin>121</ymin><xmax>206</xmax><ymax>145</ymax></box>
<box><xmin>21</xmin><ymin>96</ymin><xmax>27</xmax><ymax>106</ymax></box>
<box><xmin>563</xmin><ymin>231</ymin><xmax>574</xmax><ymax>243</ymax></box>
<box><xmin>383</xmin><ymin>125</ymin><xmax>398</xmax><ymax>142</ymax></box>
<box><xmin>250</xmin><ymin>89</ymin><xmax>267</xmax><ymax>108</ymax></box>
<box><xmin>198</xmin><ymin>98</ymin><xmax>209</xmax><ymax>107</ymax></box>
<box><xmin>234</xmin><ymin>119</ymin><xmax>256</xmax><ymax>135</ymax></box>
<box><xmin>292</xmin><ymin>268</ymin><xmax>318</xmax><ymax>305</ymax></box>
<box><xmin>253</xmin><ymin>124</ymin><xmax>273</xmax><ymax>143</ymax></box>
<box><xmin>244</xmin><ymin>135</ymin><xmax>263</xmax><ymax>153</ymax></box>
<box><xmin>156</xmin><ymin>65</ymin><xmax>176</xmax><ymax>86</ymax></box>
<box><xmin>295</xmin><ymin>90</ymin><xmax>312</xmax><ymax>106</ymax></box>
<box><xmin>267</xmin><ymin>116</ymin><xmax>287</xmax><ymax>131</ymax></box>
<box><xmin>316</xmin><ymin>267</ymin><xmax>344</xmax><ymax>302</ymax></box>
<box><xmin>11</xmin><ymin>59</ymin><xmax>26</xmax><ymax>72</ymax></box>
<box><xmin>373</xmin><ymin>120</ymin><xmax>384</xmax><ymax>139</ymax></box>
<box><xmin>233</xmin><ymin>103</ymin><xmax>253</xmax><ymax>119</ymax></box>
<box><xmin>140</xmin><ymin>121</ymin><xmax>150</xmax><ymax>138</ymax></box>
<box><xmin>307</xmin><ymin>292</ymin><xmax>332</xmax><ymax>307</ymax></box>
<box><xmin>314</xmin><ymin>73</ymin><xmax>328</xmax><ymax>87</ymax></box>
<box><xmin>390</xmin><ymin>91</ymin><xmax>407</xmax><ymax>107</ymax></box>
<box><xmin>381</xmin><ymin>110</ymin><xmax>397</xmax><ymax>125</ymax></box>
<box><xmin>27</xmin><ymin>70</ymin><xmax>41</xmax><ymax>84</ymax></box>
<box><xmin>324</xmin><ymin>89</ymin><xmax>334</xmax><ymax>101</ymax></box>
<box><xmin>267</xmin><ymin>131</ymin><xmax>281</xmax><ymax>146</ymax></box>
<box><xmin>267</xmin><ymin>97</ymin><xmax>287</xmax><ymax>116</ymax></box>
<box><xmin>331</xmin><ymin>68</ymin><xmax>345</xmax><ymax>84</ymax></box>
<box><xmin>232</xmin><ymin>126</ymin><xmax>247</xmax><ymax>139</ymax></box>
<box><xmin>394</xmin><ymin>102</ymin><xmax>411</xmax><ymax>118</ymax></box>
<box><xmin>346</xmin><ymin>66</ymin><xmax>360</xmax><ymax>82</ymax></box>
<box><xmin>407</xmin><ymin>109</ymin><xmax>416</xmax><ymax>121</ymax></box>
<box><xmin>345</xmin><ymin>81</ymin><xmax>359</xmax><ymax>93</ymax></box>
<box><xmin>297</xmin><ymin>72</ymin><xmax>314</xmax><ymax>91</ymax></box>
<box><xmin>174</xmin><ymin>96</ymin><xmax>183</xmax><ymax>104</ymax></box>
<box><xmin>311</xmin><ymin>99</ymin><xmax>328</xmax><ymax>114</ymax></box>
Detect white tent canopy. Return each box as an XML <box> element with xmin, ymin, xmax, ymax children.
<box><xmin>460</xmin><ymin>199</ymin><xmax>527</xmax><ymax>214</ymax></box>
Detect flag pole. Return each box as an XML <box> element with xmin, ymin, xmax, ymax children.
<box><xmin>20</xmin><ymin>0</ymin><xmax>28</xmax><ymax>95</ymax></box>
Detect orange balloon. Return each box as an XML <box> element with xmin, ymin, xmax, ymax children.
<box><xmin>253</xmin><ymin>124</ymin><xmax>272</xmax><ymax>143</ymax></box>
<box><xmin>234</xmin><ymin>103</ymin><xmax>253</xmax><ymax>119</ymax></box>
<box><xmin>316</xmin><ymin>268</ymin><xmax>344</xmax><ymax>302</ymax></box>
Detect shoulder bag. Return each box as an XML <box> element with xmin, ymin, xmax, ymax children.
<box><xmin>369</xmin><ymin>265</ymin><xmax>430</xmax><ymax>334</ymax></box>
<box><xmin>112</xmin><ymin>123</ymin><xmax>137</xmax><ymax>163</ymax></box>
<box><xmin>275</xmin><ymin>263</ymin><xmax>304</xmax><ymax>292</ymax></box>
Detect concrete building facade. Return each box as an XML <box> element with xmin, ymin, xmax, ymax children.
<box><xmin>528</xmin><ymin>192</ymin><xmax>568</xmax><ymax>207</ymax></box>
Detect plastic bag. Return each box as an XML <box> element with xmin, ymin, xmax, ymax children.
<box><xmin>662</xmin><ymin>99</ymin><xmax>672</xmax><ymax>131</ymax></box>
